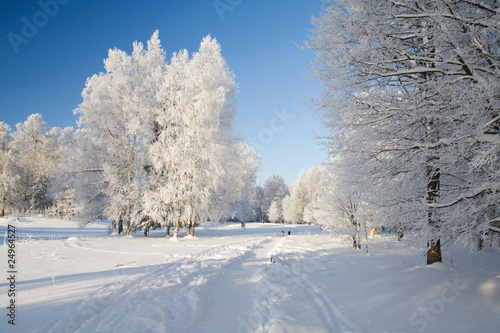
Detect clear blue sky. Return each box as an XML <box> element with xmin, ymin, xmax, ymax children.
<box><xmin>0</xmin><ymin>0</ymin><xmax>327</xmax><ymax>185</ymax></box>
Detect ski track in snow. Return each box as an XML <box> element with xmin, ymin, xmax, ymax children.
<box><xmin>195</xmin><ymin>232</ymin><xmax>358</xmax><ymax>333</ymax></box>
<box><xmin>251</xmin><ymin>238</ymin><xmax>359</xmax><ymax>333</ymax></box>
<box><xmin>35</xmin><ymin>237</ymin><xmax>271</xmax><ymax>333</ymax></box>
<box><xmin>277</xmin><ymin>263</ymin><xmax>358</xmax><ymax>333</ymax></box>
<box><xmin>194</xmin><ymin>236</ymin><xmax>285</xmax><ymax>333</ymax></box>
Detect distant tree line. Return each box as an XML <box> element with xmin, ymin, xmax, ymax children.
<box><xmin>0</xmin><ymin>31</ymin><xmax>329</xmax><ymax>237</ymax></box>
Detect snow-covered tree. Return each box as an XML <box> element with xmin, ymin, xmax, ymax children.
<box><xmin>47</xmin><ymin>127</ymin><xmax>77</xmax><ymax>220</ymax></box>
<box><xmin>282</xmin><ymin>166</ymin><xmax>325</xmax><ymax>224</ymax></box>
<box><xmin>185</xmin><ymin>35</ymin><xmax>238</xmax><ymax>235</ymax></box>
<box><xmin>204</xmin><ymin>142</ymin><xmax>250</xmax><ymax>228</ymax></box>
<box><xmin>76</xmin><ymin>31</ymin><xmax>165</xmax><ymax>235</ymax></box>
<box><xmin>253</xmin><ymin>185</ymin><xmax>265</xmax><ymax>222</ymax></box>
<box><xmin>313</xmin><ymin>156</ymin><xmax>366</xmax><ymax>250</ymax></box>
<box><xmin>233</xmin><ymin>143</ymin><xmax>261</xmax><ymax>223</ymax></box>
<box><xmin>268</xmin><ymin>200</ymin><xmax>281</xmax><ymax>223</ymax></box>
<box><xmin>140</xmin><ymin>48</ymin><xmax>187</xmax><ymax>236</ymax></box>
<box><xmin>282</xmin><ymin>178</ymin><xmax>307</xmax><ymax>224</ymax></box>
<box><xmin>143</xmin><ymin>35</ymin><xmax>238</xmax><ymax>237</ymax></box>
<box><xmin>7</xmin><ymin>114</ymin><xmax>60</xmax><ymax>213</ymax></box>
<box><xmin>308</xmin><ymin>0</ymin><xmax>500</xmax><ymax>262</ymax></box>
<box><xmin>261</xmin><ymin>174</ymin><xmax>289</xmax><ymax>220</ymax></box>
<box><xmin>303</xmin><ymin>202</ymin><xmax>318</xmax><ymax>225</ymax></box>
<box><xmin>50</xmin><ymin>127</ymin><xmax>108</xmax><ymax>223</ymax></box>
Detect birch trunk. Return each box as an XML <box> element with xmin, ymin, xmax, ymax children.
<box><xmin>189</xmin><ymin>209</ymin><xmax>196</xmax><ymax>237</ymax></box>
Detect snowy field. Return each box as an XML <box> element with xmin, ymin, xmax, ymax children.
<box><xmin>0</xmin><ymin>217</ymin><xmax>499</xmax><ymax>333</ymax></box>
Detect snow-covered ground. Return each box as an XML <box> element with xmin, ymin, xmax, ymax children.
<box><xmin>0</xmin><ymin>217</ymin><xmax>499</xmax><ymax>333</ymax></box>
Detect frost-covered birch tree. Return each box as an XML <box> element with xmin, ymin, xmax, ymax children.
<box><xmin>308</xmin><ymin>0</ymin><xmax>500</xmax><ymax>262</ymax></box>
<box><xmin>282</xmin><ymin>167</ymin><xmax>325</xmax><ymax>224</ymax></box>
<box><xmin>7</xmin><ymin>114</ymin><xmax>60</xmax><ymax>213</ymax></box>
<box><xmin>233</xmin><ymin>143</ymin><xmax>261</xmax><ymax>223</ymax></box>
<box><xmin>184</xmin><ymin>35</ymin><xmax>238</xmax><ymax>235</ymax></box>
<box><xmin>52</xmin><ymin>127</ymin><xmax>108</xmax><ymax>223</ymax></box>
<box><xmin>268</xmin><ymin>200</ymin><xmax>281</xmax><ymax>223</ymax></box>
<box><xmin>76</xmin><ymin>31</ymin><xmax>164</xmax><ymax>235</ymax></box>
<box><xmin>143</xmin><ymin>35</ymin><xmax>238</xmax><ymax>237</ymax></box>
<box><xmin>261</xmin><ymin>174</ymin><xmax>289</xmax><ymax>220</ymax></box>
<box><xmin>314</xmin><ymin>156</ymin><xmax>367</xmax><ymax>249</ymax></box>
<box><xmin>142</xmin><ymin>49</ymin><xmax>189</xmax><ymax>237</ymax></box>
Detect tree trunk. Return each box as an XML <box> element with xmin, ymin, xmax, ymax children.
<box><xmin>118</xmin><ymin>216</ymin><xmax>123</xmax><ymax>234</ymax></box>
<box><xmin>174</xmin><ymin>223</ymin><xmax>180</xmax><ymax>238</ymax></box>
<box><xmin>352</xmin><ymin>233</ymin><xmax>361</xmax><ymax>249</ymax></box>
<box><xmin>477</xmin><ymin>234</ymin><xmax>484</xmax><ymax>251</ymax></box>
<box><xmin>189</xmin><ymin>209</ymin><xmax>196</xmax><ymax>237</ymax></box>
<box><xmin>427</xmin><ymin>239</ymin><xmax>442</xmax><ymax>265</ymax></box>
<box><xmin>352</xmin><ymin>219</ymin><xmax>361</xmax><ymax>250</ymax></box>
<box><xmin>397</xmin><ymin>223</ymin><xmax>404</xmax><ymax>241</ymax></box>
<box><xmin>362</xmin><ymin>218</ymin><xmax>369</xmax><ymax>253</ymax></box>
<box><xmin>174</xmin><ymin>212</ymin><xmax>180</xmax><ymax>238</ymax></box>
<box><xmin>166</xmin><ymin>225</ymin><xmax>170</xmax><ymax>237</ymax></box>
<box><xmin>426</xmin><ymin>160</ymin><xmax>442</xmax><ymax>264</ymax></box>
<box><xmin>125</xmin><ymin>134</ymin><xmax>137</xmax><ymax>237</ymax></box>
<box><xmin>125</xmin><ymin>201</ymin><xmax>133</xmax><ymax>236</ymax></box>
<box><xmin>173</xmin><ymin>204</ymin><xmax>181</xmax><ymax>238</ymax></box>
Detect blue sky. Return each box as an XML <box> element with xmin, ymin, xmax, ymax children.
<box><xmin>0</xmin><ymin>0</ymin><xmax>327</xmax><ymax>185</ymax></box>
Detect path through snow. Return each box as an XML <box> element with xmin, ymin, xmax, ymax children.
<box><xmin>196</xmin><ymin>237</ymin><xmax>285</xmax><ymax>333</ymax></box>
